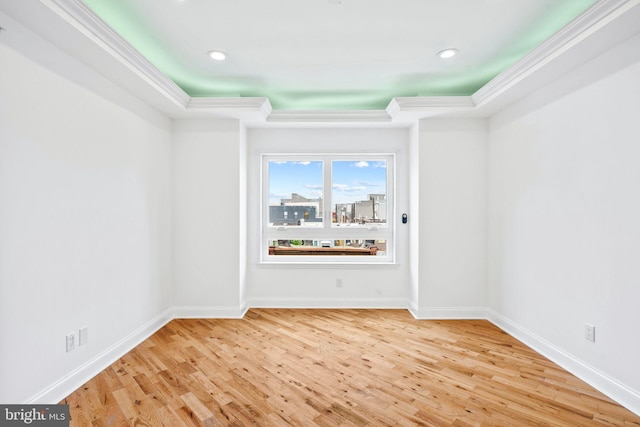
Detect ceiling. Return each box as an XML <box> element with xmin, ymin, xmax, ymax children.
<box><xmin>78</xmin><ymin>0</ymin><xmax>598</xmax><ymax>110</ymax></box>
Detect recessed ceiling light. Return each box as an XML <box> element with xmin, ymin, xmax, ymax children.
<box><xmin>437</xmin><ymin>48</ymin><xmax>459</xmax><ymax>59</ymax></box>
<box><xmin>208</xmin><ymin>50</ymin><xmax>227</xmax><ymax>61</ymax></box>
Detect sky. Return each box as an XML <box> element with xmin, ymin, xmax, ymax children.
<box><xmin>268</xmin><ymin>160</ymin><xmax>387</xmax><ymax>207</ymax></box>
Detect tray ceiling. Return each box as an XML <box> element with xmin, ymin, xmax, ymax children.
<box><xmin>80</xmin><ymin>0</ymin><xmax>598</xmax><ymax>110</ymax></box>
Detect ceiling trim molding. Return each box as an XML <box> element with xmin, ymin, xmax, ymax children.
<box><xmin>267</xmin><ymin>110</ymin><xmax>393</xmax><ymax>123</ymax></box>
<box><xmin>472</xmin><ymin>0</ymin><xmax>638</xmax><ymax>107</ymax></box>
<box><xmin>41</xmin><ymin>0</ymin><xmax>190</xmax><ymax>109</ymax></box>
<box><xmin>187</xmin><ymin>97</ymin><xmax>273</xmax><ymax>119</ymax></box>
<box><xmin>387</xmin><ymin>96</ymin><xmax>476</xmax><ymax>118</ymax></box>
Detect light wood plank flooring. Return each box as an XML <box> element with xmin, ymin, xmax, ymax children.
<box><xmin>61</xmin><ymin>309</ymin><xmax>640</xmax><ymax>426</ymax></box>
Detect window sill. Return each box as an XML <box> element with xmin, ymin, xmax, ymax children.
<box><xmin>258</xmin><ymin>256</ymin><xmax>397</xmax><ymax>267</ymax></box>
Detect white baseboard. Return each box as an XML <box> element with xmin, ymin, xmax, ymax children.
<box><xmin>27</xmin><ymin>308</ymin><xmax>174</xmax><ymax>404</ymax></box>
<box><xmin>487</xmin><ymin>309</ymin><xmax>640</xmax><ymax>417</ymax></box>
<box><xmin>247</xmin><ymin>297</ymin><xmax>409</xmax><ymax>309</ymax></box>
<box><xmin>172</xmin><ymin>305</ymin><xmax>249</xmax><ymax>319</ymax></box>
<box><xmin>409</xmin><ymin>306</ymin><xmax>488</xmax><ymax>320</ymax></box>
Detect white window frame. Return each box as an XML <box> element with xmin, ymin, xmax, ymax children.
<box><xmin>261</xmin><ymin>153</ymin><xmax>395</xmax><ymax>264</ymax></box>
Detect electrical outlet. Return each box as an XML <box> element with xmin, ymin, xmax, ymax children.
<box><xmin>66</xmin><ymin>333</ymin><xmax>76</xmax><ymax>352</ymax></box>
<box><xmin>79</xmin><ymin>327</ymin><xmax>88</xmax><ymax>346</ymax></box>
<box><xmin>585</xmin><ymin>324</ymin><xmax>595</xmax><ymax>342</ymax></box>
<box><xmin>336</xmin><ymin>278</ymin><xmax>343</xmax><ymax>288</ymax></box>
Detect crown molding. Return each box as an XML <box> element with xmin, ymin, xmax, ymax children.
<box><xmin>267</xmin><ymin>109</ymin><xmax>393</xmax><ymax>123</ymax></box>
<box><xmin>186</xmin><ymin>97</ymin><xmax>273</xmax><ymax>120</ymax></box>
<box><xmin>387</xmin><ymin>96</ymin><xmax>476</xmax><ymax>120</ymax></box>
<box><xmin>472</xmin><ymin>0</ymin><xmax>639</xmax><ymax>108</ymax></box>
<box><xmin>40</xmin><ymin>0</ymin><xmax>190</xmax><ymax>109</ymax></box>
<box><xmin>389</xmin><ymin>96</ymin><xmax>476</xmax><ymax>111</ymax></box>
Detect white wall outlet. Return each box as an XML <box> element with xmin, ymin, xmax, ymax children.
<box><xmin>66</xmin><ymin>333</ymin><xmax>76</xmax><ymax>352</ymax></box>
<box><xmin>79</xmin><ymin>327</ymin><xmax>88</xmax><ymax>346</ymax></box>
<box><xmin>336</xmin><ymin>278</ymin><xmax>343</xmax><ymax>288</ymax></box>
<box><xmin>585</xmin><ymin>324</ymin><xmax>595</xmax><ymax>342</ymax></box>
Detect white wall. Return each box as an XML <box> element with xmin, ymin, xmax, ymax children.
<box><xmin>239</xmin><ymin>124</ymin><xmax>248</xmax><ymax>305</ymax></box>
<box><xmin>245</xmin><ymin>128</ymin><xmax>411</xmax><ymax>307</ymax></box>
<box><xmin>172</xmin><ymin>119</ymin><xmax>245</xmax><ymax>316</ymax></box>
<box><xmin>409</xmin><ymin>124</ymin><xmax>421</xmax><ymax>309</ymax></box>
<box><xmin>415</xmin><ymin>119</ymin><xmax>488</xmax><ymax>318</ymax></box>
<box><xmin>488</xmin><ymin>32</ymin><xmax>640</xmax><ymax>410</ymax></box>
<box><xmin>0</xmin><ymin>40</ymin><xmax>172</xmax><ymax>403</ymax></box>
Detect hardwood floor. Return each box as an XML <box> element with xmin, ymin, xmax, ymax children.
<box><xmin>61</xmin><ymin>309</ymin><xmax>640</xmax><ymax>426</ymax></box>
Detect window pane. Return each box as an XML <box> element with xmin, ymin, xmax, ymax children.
<box><xmin>332</xmin><ymin>160</ymin><xmax>387</xmax><ymax>227</ymax></box>
<box><xmin>268</xmin><ymin>239</ymin><xmax>386</xmax><ymax>256</ymax></box>
<box><xmin>268</xmin><ymin>161</ymin><xmax>323</xmax><ymax>227</ymax></box>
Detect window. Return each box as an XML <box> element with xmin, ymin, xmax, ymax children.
<box><xmin>262</xmin><ymin>154</ymin><xmax>394</xmax><ymax>263</ymax></box>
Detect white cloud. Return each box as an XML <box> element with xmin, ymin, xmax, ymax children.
<box><xmin>305</xmin><ymin>184</ymin><xmax>323</xmax><ymax>189</ymax></box>
<box><xmin>354</xmin><ymin>161</ymin><xmax>369</xmax><ymax>168</ymax></box>
<box><xmin>344</xmin><ymin>186</ymin><xmax>366</xmax><ymax>192</ymax></box>
<box><xmin>333</xmin><ymin>183</ymin><xmax>366</xmax><ymax>192</ymax></box>
<box><xmin>359</xmin><ymin>181</ymin><xmax>383</xmax><ymax>187</ymax></box>
<box><xmin>271</xmin><ymin>160</ymin><xmax>312</xmax><ymax>165</ymax></box>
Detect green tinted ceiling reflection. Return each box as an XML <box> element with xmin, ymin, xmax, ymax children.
<box><xmin>82</xmin><ymin>0</ymin><xmax>597</xmax><ymax>110</ymax></box>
